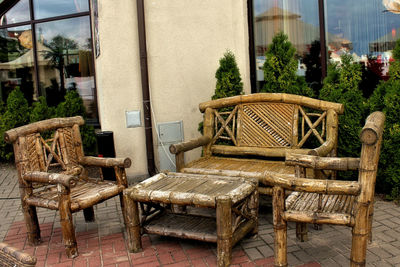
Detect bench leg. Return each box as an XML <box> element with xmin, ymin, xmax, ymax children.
<box><xmin>59</xmin><ymin>192</ymin><xmax>78</xmax><ymax>258</ymax></box>
<box><xmin>273</xmin><ymin>186</ymin><xmax>288</xmax><ymax>267</ymax></box>
<box><xmin>123</xmin><ymin>193</ymin><xmax>142</xmax><ymax>252</ymax></box>
<box><xmin>22</xmin><ymin>203</ymin><xmax>41</xmax><ymax>246</ymax></box>
<box><xmin>296</xmin><ymin>223</ymin><xmax>308</xmax><ymax>242</ymax></box>
<box><xmin>83</xmin><ymin>207</ymin><xmax>95</xmax><ymax>222</ymax></box>
<box><xmin>216</xmin><ymin>196</ymin><xmax>232</xmax><ymax>267</ymax></box>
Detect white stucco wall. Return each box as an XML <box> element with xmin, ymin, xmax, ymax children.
<box><xmin>95</xmin><ymin>0</ymin><xmax>250</xmax><ymax>178</ymax></box>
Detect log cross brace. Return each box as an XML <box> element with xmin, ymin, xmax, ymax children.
<box><xmin>39</xmin><ymin>132</ymin><xmax>66</xmax><ymax>171</ymax></box>
<box><xmin>212</xmin><ymin>105</ymin><xmax>239</xmax><ymax>145</ymax></box>
<box><xmin>231</xmin><ymin>196</ymin><xmax>254</xmax><ymax>232</ymax></box>
<box><xmin>139</xmin><ymin>203</ymin><xmax>164</xmax><ymax>224</ymax></box>
<box><xmin>298</xmin><ymin>108</ymin><xmax>327</xmax><ymax>147</ymax></box>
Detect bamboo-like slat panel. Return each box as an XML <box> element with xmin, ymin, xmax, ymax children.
<box><xmin>237</xmin><ymin>103</ymin><xmax>294</xmax><ymax>147</ymax></box>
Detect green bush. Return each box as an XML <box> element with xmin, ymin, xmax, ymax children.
<box><xmin>56</xmin><ymin>90</ymin><xmax>96</xmax><ymax>155</ymax></box>
<box><xmin>0</xmin><ymin>87</ymin><xmax>30</xmax><ymax>161</ymax></box>
<box><xmin>212</xmin><ymin>50</ymin><xmax>244</xmax><ymax>100</ymax></box>
<box><xmin>261</xmin><ymin>32</ymin><xmax>314</xmax><ymax>97</ymax></box>
<box><xmin>199</xmin><ymin>50</ymin><xmax>244</xmax><ymax>133</ymax></box>
<box><xmin>319</xmin><ymin>54</ymin><xmax>366</xmax><ymax>179</ymax></box>
<box><xmin>368</xmin><ymin>38</ymin><xmax>400</xmax><ymax>200</ymax></box>
<box><xmin>30</xmin><ymin>96</ymin><xmax>56</xmax><ymax>122</ymax></box>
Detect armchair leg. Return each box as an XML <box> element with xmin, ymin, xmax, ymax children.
<box><xmin>83</xmin><ymin>207</ymin><xmax>95</xmax><ymax>222</ymax></box>
<box><xmin>59</xmin><ymin>190</ymin><xmax>78</xmax><ymax>258</ymax></box>
<box><xmin>296</xmin><ymin>223</ymin><xmax>308</xmax><ymax>242</ymax></box>
<box><xmin>273</xmin><ymin>187</ymin><xmax>288</xmax><ymax>267</ymax></box>
<box><xmin>22</xmin><ymin>204</ymin><xmax>41</xmax><ymax>246</ymax></box>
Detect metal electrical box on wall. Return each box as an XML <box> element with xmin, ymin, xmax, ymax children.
<box><xmin>157</xmin><ymin>121</ymin><xmax>183</xmax><ymax>172</ymax></box>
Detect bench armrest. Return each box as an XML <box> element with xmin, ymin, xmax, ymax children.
<box><xmin>169</xmin><ymin>136</ymin><xmax>211</xmax><ymax>154</ymax></box>
<box><xmin>286</xmin><ymin>153</ymin><xmax>360</xmax><ymax>171</ymax></box>
<box><xmin>23</xmin><ymin>171</ymin><xmax>78</xmax><ymax>188</ymax></box>
<box><xmin>79</xmin><ymin>156</ymin><xmax>132</xmax><ymax>168</ymax></box>
<box><xmin>263</xmin><ymin>172</ymin><xmax>361</xmax><ymax>195</ymax></box>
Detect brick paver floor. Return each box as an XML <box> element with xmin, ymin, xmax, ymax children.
<box><xmin>1</xmin><ymin>163</ymin><xmax>400</xmax><ymax>266</ymax></box>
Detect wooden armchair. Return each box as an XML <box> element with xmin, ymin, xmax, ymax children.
<box><xmin>0</xmin><ymin>242</ymin><xmax>36</xmax><ymax>267</ymax></box>
<box><xmin>265</xmin><ymin>112</ymin><xmax>385</xmax><ymax>267</ymax></box>
<box><xmin>4</xmin><ymin>116</ymin><xmax>131</xmax><ymax>258</ymax></box>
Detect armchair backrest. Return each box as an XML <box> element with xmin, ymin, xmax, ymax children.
<box><xmin>199</xmin><ymin>93</ymin><xmax>344</xmax><ymax>158</ymax></box>
<box><xmin>4</xmin><ymin>116</ymin><xmax>85</xmax><ymax>181</ymax></box>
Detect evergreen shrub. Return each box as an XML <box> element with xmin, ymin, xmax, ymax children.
<box><xmin>319</xmin><ymin>54</ymin><xmax>366</xmax><ymax>179</ymax></box>
<box><xmin>261</xmin><ymin>32</ymin><xmax>314</xmax><ymax>97</ymax></box>
<box><xmin>0</xmin><ymin>87</ymin><xmax>30</xmax><ymax>160</ymax></box>
<box><xmin>368</xmin><ymin>38</ymin><xmax>400</xmax><ymax>200</ymax></box>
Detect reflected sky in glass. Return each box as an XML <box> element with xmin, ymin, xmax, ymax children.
<box><xmin>33</xmin><ymin>0</ymin><xmax>89</xmax><ymax>19</ymax></box>
<box><xmin>36</xmin><ymin>16</ymin><xmax>91</xmax><ymax>50</ymax></box>
<box><xmin>0</xmin><ymin>0</ymin><xmax>30</xmax><ymax>26</ymax></box>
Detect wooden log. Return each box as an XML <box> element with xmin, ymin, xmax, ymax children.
<box><xmin>360</xmin><ymin>111</ymin><xmax>385</xmax><ymax>145</ymax></box>
<box><xmin>312</xmin><ymin>109</ymin><xmax>339</xmax><ymax>156</ymax></box>
<box><xmin>286</xmin><ymin>153</ymin><xmax>360</xmax><ymax>171</ymax></box>
<box><xmin>294</xmin><ymin>166</ymin><xmax>308</xmax><ymax>242</ymax></box>
<box><xmin>58</xmin><ymin>185</ymin><xmax>78</xmax><ymax>258</ymax></box>
<box><xmin>351</xmin><ymin>111</ymin><xmax>385</xmax><ymax>266</ymax></box>
<box><xmin>216</xmin><ymin>196</ymin><xmax>232</xmax><ymax>267</ymax></box>
<box><xmin>72</xmin><ymin>124</ymin><xmax>84</xmax><ymax>160</ymax></box>
<box><xmin>273</xmin><ymin>186</ymin><xmax>288</xmax><ymax>267</ymax></box>
<box><xmin>203</xmin><ymin>108</ymin><xmax>215</xmax><ymax>157</ymax></box>
<box><xmin>23</xmin><ymin>171</ymin><xmax>77</xmax><ymax>187</ymax></box>
<box><xmin>263</xmin><ymin>173</ymin><xmax>361</xmax><ymax>195</ymax></box>
<box><xmin>169</xmin><ymin>136</ymin><xmax>211</xmax><ymax>154</ymax></box>
<box><xmin>123</xmin><ymin>192</ymin><xmax>142</xmax><ymax>252</ymax></box>
<box><xmin>283</xmin><ymin>210</ymin><xmax>353</xmax><ymax>226</ymax></box>
<box><xmin>4</xmin><ymin>116</ymin><xmax>84</xmax><ymax>143</ymax></box>
<box><xmin>79</xmin><ymin>156</ymin><xmax>131</xmax><ymax>168</ymax></box>
<box><xmin>199</xmin><ymin>93</ymin><xmax>344</xmax><ymax>114</ymax></box>
<box><xmin>211</xmin><ymin>145</ymin><xmax>313</xmax><ymax>158</ymax></box>
<box><xmin>175</xmin><ymin>152</ymin><xmax>184</xmax><ymax>172</ymax></box>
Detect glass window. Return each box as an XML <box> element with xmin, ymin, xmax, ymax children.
<box><xmin>33</xmin><ymin>0</ymin><xmax>89</xmax><ymax>19</ymax></box>
<box><xmin>253</xmin><ymin>0</ymin><xmax>321</xmax><ymax>92</ymax></box>
<box><xmin>0</xmin><ymin>0</ymin><xmax>30</xmax><ymax>26</ymax></box>
<box><xmin>36</xmin><ymin>16</ymin><xmax>96</xmax><ymax>118</ymax></box>
<box><xmin>0</xmin><ymin>25</ymin><xmax>36</xmax><ymax>104</ymax></box>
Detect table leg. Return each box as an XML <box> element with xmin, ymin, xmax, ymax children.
<box><xmin>216</xmin><ymin>196</ymin><xmax>232</xmax><ymax>267</ymax></box>
<box><xmin>123</xmin><ymin>193</ymin><xmax>142</xmax><ymax>252</ymax></box>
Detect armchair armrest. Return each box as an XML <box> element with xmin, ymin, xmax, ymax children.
<box><xmin>169</xmin><ymin>136</ymin><xmax>211</xmax><ymax>154</ymax></box>
<box><xmin>0</xmin><ymin>242</ymin><xmax>36</xmax><ymax>266</ymax></box>
<box><xmin>23</xmin><ymin>171</ymin><xmax>78</xmax><ymax>188</ymax></box>
<box><xmin>286</xmin><ymin>153</ymin><xmax>360</xmax><ymax>171</ymax></box>
<box><xmin>263</xmin><ymin>172</ymin><xmax>361</xmax><ymax>195</ymax></box>
<box><xmin>79</xmin><ymin>156</ymin><xmax>131</xmax><ymax>168</ymax></box>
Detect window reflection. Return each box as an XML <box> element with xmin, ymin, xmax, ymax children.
<box><xmin>0</xmin><ymin>0</ymin><xmax>30</xmax><ymax>26</ymax></box>
<box><xmin>0</xmin><ymin>25</ymin><xmax>36</xmax><ymax>104</ymax></box>
<box><xmin>325</xmin><ymin>0</ymin><xmax>400</xmax><ymax>95</ymax></box>
<box><xmin>33</xmin><ymin>0</ymin><xmax>89</xmax><ymax>19</ymax></box>
<box><xmin>253</xmin><ymin>0</ymin><xmax>321</xmax><ymax>92</ymax></box>
<box><xmin>36</xmin><ymin>16</ymin><xmax>96</xmax><ymax>118</ymax></box>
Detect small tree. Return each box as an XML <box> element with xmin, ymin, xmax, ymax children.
<box><xmin>199</xmin><ymin>50</ymin><xmax>244</xmax><ymax>133</ymax></box>
<box><xmin>319</xmin><ymin>54</ymin><xmax>365</xmax><ymax>168</ymax></box>
<box><xmin>262</xmin><ymin>32</ymin><xmax>313</xmax><ymax>97</ymax></box>
<box><xmin>368</xmin><ymin>38</ymin><xmax>400</xmax><ymax>199</ymax></box>
<box><xmin>0</xmin><ymin>87</ymin><xmax>30</xmax><ymax>160</ymax></box>
<box><xmin>212</xmin><ymin>50</ymin><xmax>244</xmax><ymax>99</ymax></box>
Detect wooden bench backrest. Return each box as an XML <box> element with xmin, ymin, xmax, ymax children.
<box><xmin>4</xmin><ymin>117</ymin><xmax>85</xmax><ymax>177</ymax></box>
<box><xmin>200</xmin><ymin>93</ymin><xmax>344</xmax><ymax>157</ymax></box>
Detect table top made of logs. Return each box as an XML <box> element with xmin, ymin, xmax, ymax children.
<box><xmin>124</xmin><ymin>172</ymin><xmax>258</xmax><ymax>208</ymax></box>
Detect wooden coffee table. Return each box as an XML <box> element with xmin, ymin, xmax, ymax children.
<box><xmin>123</xmin><ymin>172</ymin><xmax>258</xmax><ymax>267</ymax></box>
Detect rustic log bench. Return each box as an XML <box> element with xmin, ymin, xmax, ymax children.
<box><xmin>169</xmin><ymin>93</ymin><xmax>344</xmax><ymax>195</ymax></box>
<box><xmin>123</xmin><ymin>172</ymin><xmax>258</xmax><ymax>267</ymax></box>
